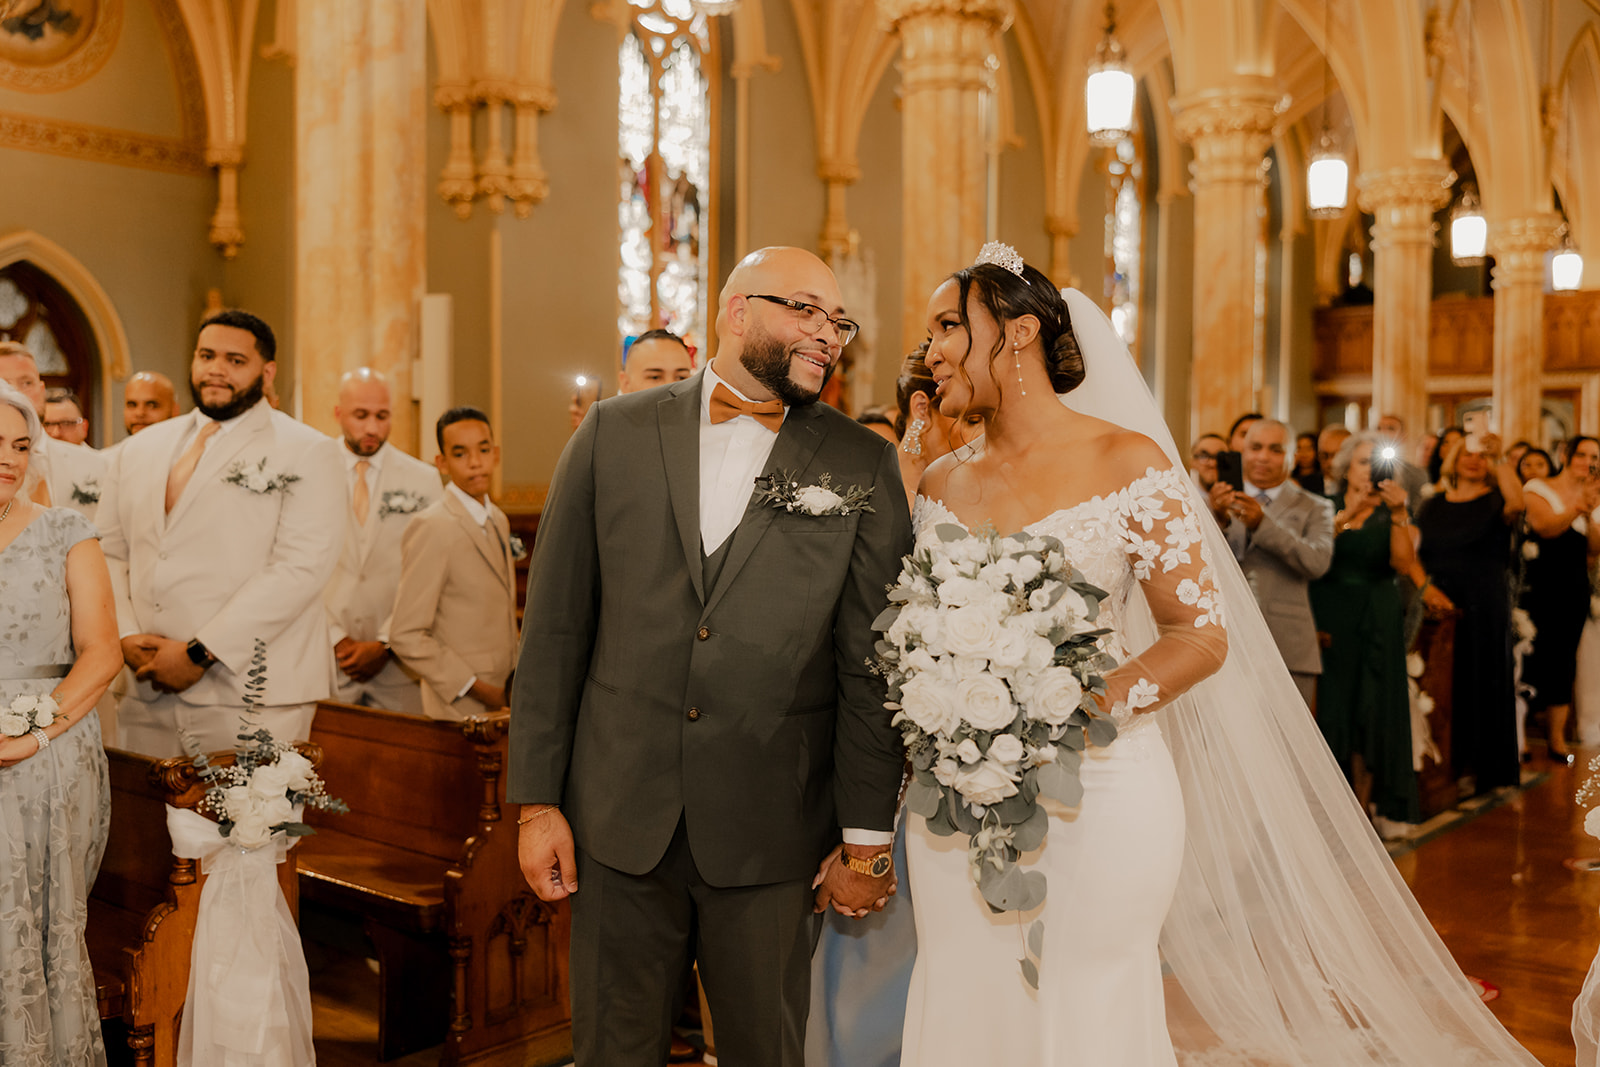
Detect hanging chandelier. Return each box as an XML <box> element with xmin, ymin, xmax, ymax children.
<box><xmin>1305</xmin><ymin>1</ymin><xmax>1348</xmax><ymax>219</ymax></box>
<box><xmin>1552</xmin><ymin>229</ymin><xmax>1584</xmax><ymax>291</ymax></box>
<box><xmin>1450</xmin><ymin>184</ymin><xmax>1487</xmax><ymax>264</ymax></box>
<box><xmin>1085</xmin><ymin>2</ymin><xmax>1136</xmax><ymax>146</ymax></box>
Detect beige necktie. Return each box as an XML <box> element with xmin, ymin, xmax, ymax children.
<box><xmin>165</xmin><ymin>422</ymin><xmax>221</xmax><ymax>513</ymax></box>
<box><xmin>353</xmin><ymin>460</ymin><xmax>371</xmax><ymax>525</ymax></box>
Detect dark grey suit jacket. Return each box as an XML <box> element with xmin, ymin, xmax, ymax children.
<box><xmin>508</xmin><ymin>374</ymin><xmax>913</xmax><ymax>887</ymax></box>
<box><xmin>1227</xmin><ymin>480</ymin><xmax>1335</xmax><ymax>674</ymax></box>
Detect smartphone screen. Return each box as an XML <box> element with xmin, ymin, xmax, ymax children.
<box><xmin>1217</xmin><ymin>450</ymin><xmax>1245</xmax><ymax>492</ymax></box>
<box><xmin>1463</xmin><ymin>410</ymin><xmax>1488</xmax><ymax>454</ymax></box>
<box><xmin>1371</xmin><ymin>446</ymin><xmax>1398</xmax><ymax>484</ymax></box>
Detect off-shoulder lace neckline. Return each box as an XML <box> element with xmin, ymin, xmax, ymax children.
<box><xmin>915</xmin><ymin>465</ymin><xmax>1182</xmax><ymax>538</ymax></box>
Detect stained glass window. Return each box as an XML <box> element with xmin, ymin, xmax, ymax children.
<box><xmin>618</xmin><ymin>0</ymin><xmax>712</xmax><ymax>352</ymax></box>
<box><xmin>1102</xmin><ymin>133</ymin><xmax>1142</xmax><ymax>353</ymax></box>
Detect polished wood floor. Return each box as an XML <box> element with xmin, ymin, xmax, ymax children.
<box><xmin>309</xmin><ymin>747</ymin><xmax>1600</xmax><ymax>1066</ymax></box>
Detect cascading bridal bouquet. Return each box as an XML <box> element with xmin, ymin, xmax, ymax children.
<box><xmin>874</xmin><ymin>523</ymin><xmax>1119</xmax><ymax>987</ymax></box>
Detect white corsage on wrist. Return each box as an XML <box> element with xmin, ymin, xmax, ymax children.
<box><xmin>224</xmin><ymin>458</ymin><xmax>301</xmax><ymax>496</ymax></box>
<box><xmin>753</xmin><ymin>471</ymin><xmax>875</xmax><ymax>517</ymax></box>
<box><xmin>1</xmin><ymin>693</ymin><xmax>59</xmax><ymax>738</ymax></box>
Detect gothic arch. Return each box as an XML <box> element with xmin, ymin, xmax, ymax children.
<box><xmin>0</xmin><ymin>232</ymin><xmax>132</xmax><ymax>432</ymax></box>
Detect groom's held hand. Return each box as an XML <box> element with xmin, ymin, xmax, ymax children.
<box><xmin>815</xmin><ymin>842</ymin><xmax>895</xmax><ymax>919</ymax></box>
<box><xmin>518</xmin><ymin>804</ymin><xmax>578</xmax><ymax>901</ymax></box>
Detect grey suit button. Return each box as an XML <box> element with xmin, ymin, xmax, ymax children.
<box><xmin>687</xmin><ymin>707</ymin><xmax>701</xmax><ymax>722</ymax></box>
<box><xmin>696</xmin><ymin>627</ymin><xmax>710</xmax><ymax>641</ymax></box>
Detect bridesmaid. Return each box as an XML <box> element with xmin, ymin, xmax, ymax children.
<box><xmin>0</xmin><ymin>382</ymin><xmax>122</xmax><ymax>1065</ymax></box>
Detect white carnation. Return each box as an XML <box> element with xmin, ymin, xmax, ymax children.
<box><xmin>956</xmin><ymin>674</ymin><xmax>1015</xmax><ymax>731</ymax></box>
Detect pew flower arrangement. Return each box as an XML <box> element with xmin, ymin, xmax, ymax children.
<box><xmin>190</xmin><ymin>640</ymin><xmax>346</xmax><ymax>850</ymax></box>
<box><xmin>1578</xmin><ymin>756</ymin><xmax>1600</xmax><ymax>840</ymax></box>
<box><xmin>872</xmin><ymin>523</ymin><xmax>1118</xmax><ymax>988</ymax></box>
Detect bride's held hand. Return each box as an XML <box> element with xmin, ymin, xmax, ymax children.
<box><xmin>815</xmin><ymin>842</ymin><xmax>896</xmax><ymax>918</ymax></box>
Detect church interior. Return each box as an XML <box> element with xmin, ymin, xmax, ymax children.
<box><xmin>6</xmin><ymin>0</ymin><xmax>1600</xmax><ymax>1064</ymax></box>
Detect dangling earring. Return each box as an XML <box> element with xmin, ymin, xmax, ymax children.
<box><xmin>902</xmin><ymin>417</ymin><xmax>926</xmax><ymax>456</ymax></box>
<box><xmin>1014</xmin><ymin>341</ymin><xmax>1027</xmax><ymax>397</ymax></box>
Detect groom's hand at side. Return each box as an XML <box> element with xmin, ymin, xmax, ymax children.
<box><xmin>518</xmin><ymin>805</ymin><xmax>579</xmax><ymax>901</ymax></box>
<box><xmin>814</xmin><ymin>842</ymin><xmax>896</xmax><ymax>918</ymax></box>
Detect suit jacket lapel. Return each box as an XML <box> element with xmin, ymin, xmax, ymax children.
<box><xmin>700</xmin><ymin>404</ymin><xmax>830</xmax><ymax>621</ymax></box>
<box><xmin>445</xmin><ymin>491</ymin><xmax>511</xmax><ymax>590</ymax></box>
<box><xmin>168</xmin><ymin>401</ymin><xmax>271</xmax><ymax>527</ymax></box>
<box><xmin>658</xmin><ymin>376</ymin><xmax>705</xmax><ymax>603</ymax></box>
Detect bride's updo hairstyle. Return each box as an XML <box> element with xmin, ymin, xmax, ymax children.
<box><xmin>948</xmin><ymin>260</ymin><xmax>1086</xmax><ymax>398</ymax></box>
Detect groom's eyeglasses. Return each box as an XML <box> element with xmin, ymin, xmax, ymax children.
<box><xmin>745</xmin><ymin>294</ymin><xmax>861</xmax><ymax>347</ymax></box>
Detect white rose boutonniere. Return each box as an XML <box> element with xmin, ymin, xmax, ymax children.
<box><xmin>224</xmin><ymin>458</ymin><xmax>301</xmax><ymax>496</ymax></box>
<box><xmin>71</xmin><ymin>478</ymin><xmax>101</xmax><ymax>505</ymax></box>
<box><xmin>378</xmin><ymin>489</ymin><xmax>427</xmax><ymax>519</ymax></box>
<box><xmin>753</xmin><ymin>470</ymin><xmax>875</xmax><ymax>517</ymax></box>
<box><xmin>509</xmin><ymin>534</ymin><xmax>528</xmax><ymax>561</ymax></box>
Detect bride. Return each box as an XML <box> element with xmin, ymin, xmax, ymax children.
<box><xmin>898</xmin><ymin>246</ymin><xmax>1539</xmax><ymax>1065</ymax></box>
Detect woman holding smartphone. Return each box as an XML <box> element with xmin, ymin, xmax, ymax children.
<box><xmin>1520</xmin><ymin>435</ymin><xmax>1600</xmax><ymax>762</ymax></box>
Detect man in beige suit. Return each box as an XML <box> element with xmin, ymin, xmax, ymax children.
<box><xmin>323</xmin><ymin>369</ymin><xmax>443</xmax><ymax>713</ymax></box>
<box><xmin>97</xmin><ymin>310</ymin><xmax>345</xmax><ymax>756</ymax></box>
<box><xmin>389</xmin><ymin>406</ymin><xmax>518</xmax><ymax>720</ymax></box>
<box><xmin>0</xmin><ymin>342</ymin><xmax>106</xmax><ymax>522</ymax></box>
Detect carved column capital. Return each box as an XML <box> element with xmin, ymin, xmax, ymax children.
<box><xmin>1355</xmin><ymin>161</ymin><xmax>1452</xmax><ymax>214</ymax></box>
<box><xmin>876</xmin><ymin>0</ymin><xmax>1011</xmax><ymax>31</ymax></box>
<box><xmin>1170</xmin><ymin>88</ymin><xmax>1280</xmax><ymax>188</ymax></box>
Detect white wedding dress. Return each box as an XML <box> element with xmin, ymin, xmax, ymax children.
<box><xmin>894</xmin><ymin>289</ymin><xmax>1541</xmax><ymax>1066</ymax></box>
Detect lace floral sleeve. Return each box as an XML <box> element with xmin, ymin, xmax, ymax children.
<box><xmin>1102</xmin><ymin>465</ymin><xmax>1228</xmax><ymax>722</ymax></box>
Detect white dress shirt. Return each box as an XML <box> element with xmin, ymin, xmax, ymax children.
<box><xmin>698</xmin><ymin>360</ymin><xmax>788</xmax><ymax>553</ymax></box>
<box><xmin>344</xmin><ymin>440</ymin><xmax>384</xmax><ymax>498</ymax></box>
<box><xmin>446</xmin><ymin>480</ymin><xmax>493</xmax><ymax>698</ymax></box>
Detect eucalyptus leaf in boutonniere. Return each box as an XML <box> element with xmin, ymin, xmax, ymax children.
<box><xmin>509</xmin><ymin>534</ymin><xmax>528</xmax><ymax>561</ymax></box>
<box><xmin>71</xmin><ymin>478</ymin><xmax>101</xmax><ymax>505</ymax></box>
<box><xmin>224</xmin><ymin>458</ymin><xmax>301</xmax><ymax>496</ymax></box>
<box><xmin>753</xmin><ymin>471</ymin><xmax>875</xmax><ymax>517</ymax></box>
<box><xmin>378</xmin><ymin>488</ymin><xmax>427</xmax><ymax>519</ymax></box>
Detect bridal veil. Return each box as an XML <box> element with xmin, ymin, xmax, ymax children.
<box><xmin>1057</xmin><ymin>289</ymin><xmax>1537</xmax><ymax>1065</ymax></box>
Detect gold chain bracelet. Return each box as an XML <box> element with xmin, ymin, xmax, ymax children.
<box><xmin>516</xmin><ymin>804</ymin><xmax>558</xmax><ymax>826</ymax></box>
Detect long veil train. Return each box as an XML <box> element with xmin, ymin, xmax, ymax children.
<box><xmin>1058</xmin><ymin>289</ymin><xmax>1537</xmax><ymax>1065</ymax></box>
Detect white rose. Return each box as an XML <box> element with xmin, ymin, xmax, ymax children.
<box><xmin>1028</xmin><ymin>581</ymin><xmax>1060</xmax><ymax>612</ymax></box>
<box><xmin>985</xmin><ymin>618</ymin><xmax>1038</xmax><ymax>670</ymax></box>
<box><xmin>930</xmin><ymin>556</ymin><xmax>963</xmax><ymax>584</ymax></box>
<box><xmin>796</xmin><ymin>485</ymin><xmax>843</xmax><ymax>514</ymax></box>
<box><xmin>897</xmin><ymin>673</ymin><xmax>962</xmax><ymax>736</ymax></box>
<box><xmin>245</xmin><ymin>470</ymin><xmax>271</xmax><ymax>492</ymax></box>
<box><xmin>955</xmin><ymin>738</ymin><xmax>982</xmax><ymax>764</ymax></box>
<box><xmin>274</xmin><ymin>750</ymin><xmax>315</xmax><ymax>792</ymax></box>
<box><xmin>956</xmin><ymin>674</ymin><xmax>1016</xmax><ymax>731</ymax></box>
<box><xmin>896</xmin><ymin>603</ymin><xmax>945</xmax><ymax>655</ymax></box>
<box><xmin>988</xmin><ymin>733</ymin><xmax>1025</xmax><ymax>764</ymax></box>
<box><xmin>937</xmin><ymin>576</ymin><xmax>992</xmax><ymax>608</ymax></box>
<box><xmin>953</xmin><ymin>758</ymin><xmax>1019</xmax><ymax>808</ymax></box>
<box><xmin>1586</xmin><ymin>806</ymin><xmax>1600</xmax><ymax>841</ymax></box>
<box><xmin>30</xmin><ymin>703</ymin><xmax>53</xmax><ymax>728</ymax></box>
<box><xmin>0</xmin><ymin>713</ymin><xmax>28</xmax><ymax>736</ymax></box>
<box><xmin>250</xmin><ymin>762</ymin><xmax>292</xmax><ymax>799</ymax></box>
<box><xmin>1013</xmin><ymin>554</ymin><xmax>1043</xmax><ymax>585</ymax></box>
<box><xmin>933</xmin><ymin>758</ymin><xmax>960</xmax><ymax>786</ymax></box>
<box><xmin>231</xmin><ymin>812</ymin><xmax>275</xmax><ymax>850</ymax></box>
<box><xmin>977</xmin><ymin>559</ymin><xmax>1014</xmax><ymax>591</ymax></box>
<box><xmin>943</xmin><ymin>604</ymin><xmax>1007</xmax><ymax>658</ymax></box>
<box><xmin>1054</xmin><ymin>589</ymin><xmax>1089</xmax><ymax>628</ymax></box>
<box><xmin>902</xmin><ymin>648</ymin><xmax>939</xmax><ymax>675</ymax></box>
<box><xmin>259</xmin><ymin>794</ymin><xmax>296</xmax><ymax>827</ymax></box>
<box><xmin>10</xmin><ymin>694</ymin><xmax>37</xmax><ymax>716</ymax></box>
<box><xmin>1023</xmin><ymin>667</ymin><xmax>1084</xmax><ymax>725</ymax></box>
<box><xmin>1022</xmin><ymin>634</ymin><xmax>1056</xmax><ymax>672</ymax></box>
<box><xmin>949</xmin><ymin>538</ymin><xmax>991</xmax><ymax>567</ymax></box>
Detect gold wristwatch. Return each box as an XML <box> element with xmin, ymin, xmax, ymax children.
<box><xmin>840</xmin><ymin>849</ymin><xmax>894</xmax><ymax>878</ymax></box>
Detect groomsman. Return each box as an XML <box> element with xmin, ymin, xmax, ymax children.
<box><xmin>0</xmin><ymin>341</ymin><xmax>106</xmax><ymax>521</ymax></box>
<box><xmin>619</xmin><ymin>328</ymin><xmax>696</xmax><ymax>394</ymax></box>
<box><xmin>44</xmin><ymin>387</ymin><xmax>91</xmax><ymax>446</ymax></box>
<box><xmin>97</xmin><ymin>310</ymin><xmax>345</xmax><ymax>756</ymax></box>
<box><xmin>388</xmin><ymin>407</ymin><xmax>518</xmax><ymax>720</ymax></box>
<box><xmin>323</xmin><ymin>368</ymin><xmax>442</xmax><ymax>713</ymax></box>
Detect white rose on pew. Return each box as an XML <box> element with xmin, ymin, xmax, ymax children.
<box><xmin>259</xmin><ymin>793</ymin><xmax>295</xmax><ymax>828</ymax></box>
<box><xmin>222</xmin><ymin>785</ymin><xmax>257</xmax><ymax>821</ymax></box>
<box><xmin>231</xmin><ymin>810</ymin><xmax>275</xmax><ymax>850</ymax></box>
<box><xmin>275</xmin><ymin>750</ymin><xmax>314</xmax><ymax>792</ymax></box>
<box><xmin>1586</xmin><ymin>806</ymin><xmax>1600</xmax><ymax>842</ymax></box>
<box><xmin>250</xmin><ymin>761</ymin><xmax>293</xmax><ymax>799</ymax></box>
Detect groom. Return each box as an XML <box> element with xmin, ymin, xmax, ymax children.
<box><xmin>510</xmin><ymin>247</ymin><xmax>911</xmax><ymax>1066</ymax></box>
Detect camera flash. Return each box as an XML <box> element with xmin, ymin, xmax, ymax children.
<box><xmin>575</xmin><ymin>375</ymin><xmax>589</xmax><ymax>388</ymax></box>
<box><xmin>1381</xmin><ymin>447</ymin><xmax>1396</xmax><ymax>460</ymax></box>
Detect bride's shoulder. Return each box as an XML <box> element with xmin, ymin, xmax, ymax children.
<box><xmin>1085</xmin><ymin>426</ymin><xmax>1177</xmax><ymax>489</ymax></box>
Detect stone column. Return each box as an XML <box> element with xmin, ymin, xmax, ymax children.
<box><xmin>1355</xmin><ymin>161</ymin><xmax>1452</xmax><ymax>437</ymax></box>
<box><xmin>880</xmin><ymin>0</ymin><xmax>1009</xmax><ymax>355</ymax></box>
<box><xmin>296</xmin><ymin>0</ymin><xmax>428</xmax><ymax>450</ymax></box>
<box><xmin>1490</xmin><ymin>215</ymin><xmax>1562</xmax><ymax>444</ymax></box>
<box><xmin>1171</xmin><ymin>88</ymin><xmax>1277</xmax><ymax>437</ymax></box>
<box><xmin>818</xmin><ymin>160</ymin><xmax>860</xmax><ymax>266</ymax></box>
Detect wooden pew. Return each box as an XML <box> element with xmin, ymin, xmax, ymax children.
<box><xmin>299</xmin><ymin>701</ymin><xmax>572</xmax><ymax>1065</ymax></box>
<box><xmin>88</xmin><ymin>746</ymin><xmax>307</xmax><ymax>1067</ymax></box>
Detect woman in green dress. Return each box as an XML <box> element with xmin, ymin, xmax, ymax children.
<box><xmin>1311</xmin><ymin>432</ymin><xmax>1442</xmax><ymax>836</ymax></box>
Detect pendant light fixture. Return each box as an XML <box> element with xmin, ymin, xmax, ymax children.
<box><xmin>1450</xmin><ymin>0</ymin><xmax>1487</xmax><ymax>265</ymax></box>
<box><xmin>1086</xmin><ymin>2</ymin><xmax>1136</xmax><ymax>146</ymax></box>
<box><xmin>1306</xmin><ymin>0</ymin><xmax>1349</xmax><ymax>218</ymax></box>
<box><xmin>1552</xmin><ymin>63</ymin><xmax>1583</xmax><ymax>291</ymax></box>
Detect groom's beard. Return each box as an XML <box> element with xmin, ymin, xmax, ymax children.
<box><xmin>741</xmin><ymin>324</ymin><xmax>833</xmax><ymax>407</ymax></box>
<box><xmin>190</xmin><ymin>372</ymin><xmax>267</xmax><ymax>422</ymax></box>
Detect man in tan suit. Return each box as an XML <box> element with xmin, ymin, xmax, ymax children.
<box><xmin>323</xmin><ymin>368</ymin><xmax>443</xmax><ymax>713</ymax></box>
<box><xmin>0</xmin><ymin>342</ymin><xmax>106</xmax><ymax>522</ymax></box>
<box><xmin>389</xmin><ymin>406</ymin><xmax>518</xmax><ymax>720</ymax></box>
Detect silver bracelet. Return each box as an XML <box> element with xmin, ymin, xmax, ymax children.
<box><xmin>29</xmin><ymin>726</ymin><xmax>49</xmax><ymax>750</ymax></box>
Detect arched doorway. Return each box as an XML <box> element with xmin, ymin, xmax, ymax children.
<box><xmin>0</xmin><ymin>261</ymin><xmax>100</xmax><ymax>443</ymax></box>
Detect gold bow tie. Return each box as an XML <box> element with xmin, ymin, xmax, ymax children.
<box><xmin>709</xmin><ymin>382</ymin><xmax>784</xmax><ymax>433</ymax></box>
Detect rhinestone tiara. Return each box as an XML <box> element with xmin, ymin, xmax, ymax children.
<box><xmin>975</xmin><ymin>241</ymin><xmax>1029</xmax><ymax>283</ymax></box>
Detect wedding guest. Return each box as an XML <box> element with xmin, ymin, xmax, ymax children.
<box><xmin>388</xmin><ymin>407</ymin><xmax>518</xmax><ymax>719</ymax></box>
<box><xmin>1375</xmin><ymin>413</ymin><xmax>1428</xmax><ymax>511</ymax></box>
<box><xmin>97</xmin><ymin>310</ymin><xmax>345</xmax><ymax>756</ymax></box>
<box><xmin>1189</xmin><ymin>432</ymin><xmax>1226</xmax><ymax>494</ymax></box>
<box><xmin>1228</xmin><ymin>412</ymin><xmax>1263</xmax><ymax>451</ymax></box>
<box><xmin>323</xmin><ymin>369</ymin><xmax>442</xmax><ymax>714</ymax></box>
<box><xmin>1506</xmin><ymin>439</ymin><xmax>1533</xmax><ymax>473</ymax></box>
<box><xmin>1292</xmin><ymin>431</ymin><xmax>1322</xmax><ymax>492</ymax></box>
<box><xmin>1317</xmin><ymin>424</ymin><xmax>1351</xmax><ymax>496</ymax></box>
<box><xmin>44</xmin><ymin>387</ymin><xmax>90</xmax><ymax>447</ymax></box>
<box><xmin>1311</xmin><ymin>432</ymin><xmax>1428</xmax><ymax>838</ymax></box>
<box><xmin>1214</xmin><ymin>419</ymin><xmax>1334</xmax><ymax>710</ymax></box>
<box><xmin>1517</xmin><ymin>448</ymin><xmax>1553</xmax><ymax>484</ymax></box>
<box><xmin>568</xmin><ymin>376</ymin><xmax>601</xmax><ymax>432</ymax></box>
<box><xmin>0</xmin><ymin>341</ymin><xmax>105</xmax><ymax>521</ymax></box>
<box><xmin>1416</xmin><ymin>435</ymin><xmax>1525</xmax><ymax>793</ymax></box>
<box><xmin>122</xmin><ymin>371</ymin><xmax>179</xmax><ymax>436</ymax></box>
<box><xmin>619</xmin><ymin>328</ymin><xmax>696</xmax><ymax>393</ymax></box>
<box><xmin>1520</xmin><ymin>435</ymin><xmax>1600</xmax><ymax>762</ymax></box>
<box><xmin>0</xmin><ymin>381</ymin><xmax>121</xmax><ymax>1063</ymax></box>
<box><xmin>1428</xmin><ymin>426</ymin><xmax>1465</xmax><ymax>487</ymax></box>
<box><xmin>892</xmin><ymin>343</ymin><xmax>982</xmax><ymax>509</ymax></box>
